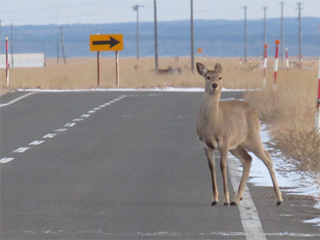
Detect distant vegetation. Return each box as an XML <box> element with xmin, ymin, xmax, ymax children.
<box><xmin>0</xmin><ymin>17</ymin><xmax>319</xmax><ymax>58</ymax></box>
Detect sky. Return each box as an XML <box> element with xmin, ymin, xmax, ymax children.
<box><xmin>0</xmin><ymin>0</ymin><xmax>319</xmax><ymax>26</ymax></box>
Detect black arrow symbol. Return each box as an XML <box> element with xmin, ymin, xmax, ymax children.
<box><xmin>93</xmin><ymin>36</ymin><xmax>120</xmax><ymax>48</ymax></box>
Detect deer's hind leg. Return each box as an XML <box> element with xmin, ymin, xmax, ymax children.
<box><xmin>248</xmin><ymin>142</ymin><xmax>283</xmax><ymax>206</ymax></box>
<box><xmin>229</xmin><ymin>144</ymin><xmax>252</xmax><ymax>205</ymax></box>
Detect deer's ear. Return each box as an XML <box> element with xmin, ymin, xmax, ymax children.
<box><xmin>214</xmin><ymin>63</ymin><xmax>223</xmax><ymax>73</ymax></box>
<box><xmin>196</xmin><ymin>63</ymin><xmax>208</xmax><ymax>76</ymax></box>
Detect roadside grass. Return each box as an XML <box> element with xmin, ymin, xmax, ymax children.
<box><xmin>244</xmin><ymin>66</ymin><xmax>320</xmax><ymax>186</ymax></box>
<box><xmin>1</xmin><ymin>57</ymin><xmax>319</xmax><ymax>184</ymax></box>
<box><xmin>0</xmin><ymin>57</ymin><xmax>268</xmax><ymax>90</ymax></box>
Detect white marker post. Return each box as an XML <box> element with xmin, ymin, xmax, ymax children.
<box><xmin>263</xmin><ymin>44</ymin><xmax>268</xmax><ymax>88</ymax></box>
<box><xmin>316</xmin><ymin>58</ymin><xmax>320</xmax><ymax>133</ymax></box>
<box><xmin>285</xmin><ymin>48</ymin><xmax>289</xmax><ymax>72</ymax></box>
<box><xmin>5</xmin><ymin>37</ymin><xmax>9</xmax><ymax>86</ymax></box>
<box><xmin>273</xmin><ymin>40</ymin><xmax>280</xmax><ymax>90</ymax></box>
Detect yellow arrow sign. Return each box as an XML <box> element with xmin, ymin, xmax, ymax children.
<box><xmin>90</xmin><ymin>34</ymin><xmax>123</xmax><ymax>51</ymax></box>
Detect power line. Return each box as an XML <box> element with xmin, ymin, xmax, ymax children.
<box><xmin>133</xmin><ymin>4</ymin><xmax>144</xmax><ymax>60</ymax></box>
<box><xmin>0</xmin><ymin>0</ymin><xmax>114</xmax><ymax>14</ymax></box>
<box><xmin>281</xmin><ymin>2</ymin><xmax>284</xmax><ymax>64</ymax></box>
<box><xmin>297</xmin><ymin>2</ymin><xmax>303</xmax><ymax>66</ymax></box>
<box><xmin>191</xmin><ymin>0</ymin><xmax>194</xmax><ymax>72</ymax></box>
<box><xmin>154</xmin><ymin>0</ymin><xmax>158</xmax><ymax>71</ymax></box>
<box><xmin>2</xmin><ymin>6</ymin><xmax>130</xmax><ymax>22</ymax></box>
<box><xmin>243</xmin><ymin>6</ymin><xmax>247</xmax><ymax>63</ymax></box>
<box><xmin>263</xmin><ymin>7</ymin><xmax>267</xmax><ymax>58</ymax></box>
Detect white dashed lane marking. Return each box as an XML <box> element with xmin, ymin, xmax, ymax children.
<box><xmin>29</xmin><ymin>140</ymin><xmax>45</xmax><ymax>146</ymax></box>
<box><xmin>0</xmin><ymin>158</ymin><xmax>15</xmax><ymax>163</ymax></box>
<box><xmin>42</xmin><ymin>133</ymin><xmax>57</xmax><ymax>139</ymax></box>
<box><xmin>0</xmin><ymin>95</ymin><xmax>127</xmax><ymax>164</ymax></box>
<box><xmin>73</xmin><ymin>118</ymin><xmax>84</xmax><ymax>122</ymax></box>
<box><xmin>13</xmin><ymin>147</ymin><xmax>30</xmax><ymax>153</ymax></box>
<box><xmin>55</xmin><ymin>128</ymin><xmax>67</xmax><ymax>132</ymax></box>
<box><xmin>65</xmin><ymin>122</ymin><xmax>76</xmax><ymax>127</ymax></box>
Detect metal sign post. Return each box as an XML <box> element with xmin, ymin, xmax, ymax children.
<box><xmin>97</xmin><ymin>51</ymin><xmax>100</xmax><ymax>86</ymax></box>
<box><xmin>5</xmin><ymin>37</ymin><xmax>9</xmax><ymax>86</ymax></box>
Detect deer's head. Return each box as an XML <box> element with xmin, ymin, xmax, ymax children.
<box><xmin>196</xmin><ymin>63</ymin><xmax>223</xmax><ymax>96</ymax></box>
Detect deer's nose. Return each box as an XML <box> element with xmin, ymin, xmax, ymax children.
<box><xmin>212</xmin><ymin>83</ymin><xmax>218</xmax><ymax>89</ymax></box>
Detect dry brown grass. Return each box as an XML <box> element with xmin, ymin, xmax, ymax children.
<box><xmin>0</xmin><ymin>56</ymin><xmax>277</xmax><ymax>90</ymax></box>
<box><xmin>244</xmin><ymin>64</ymin><xmax>320</xmax><ymax>181</ymax></box>
<box><xmin>1</xmin><ymin>56</ymin><xmax>319</xmax><ymax>179</ymax></box>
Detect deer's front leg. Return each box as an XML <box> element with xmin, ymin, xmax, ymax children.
<box><xmin>204</xmin><ymin>148</ymin><xmax>219</xmax><ymax>206</ymax></box>
<box><xmin>220</xmin><ymin>146</ymin><xmax>230</xmax><ymax>205</ymax></box>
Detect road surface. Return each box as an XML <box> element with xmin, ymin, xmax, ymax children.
<box><xmin>1</xmin><ymin>91</ymin><xmax>319</xmax><ymax>239</ymax></box>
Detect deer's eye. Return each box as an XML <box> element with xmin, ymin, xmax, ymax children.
<box><xmin>219</xmin><ymin>76</ymin><xmax>222</xmax><ymax>80</ymax></box>
<box><xmin>206</xmin><ymin>76</ymin><xmax>210</xmax><ymax>80</ymax></box>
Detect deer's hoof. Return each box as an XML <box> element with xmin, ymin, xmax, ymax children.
<box><xmin>230</xmin><ymin>201</ymin><xmax>237</xmax><ymax>206</ymax></box>
<box><xmin>240</xmin><ymin>197</ymin><xmax>243</xmax><ymax>201</ymax></box>
<box><xmin>276</xmin><ymin>201</ymin><xmax>282</xmax><ymax>206</ymax></box>
<box><xmin>224</xmin><ymin>202</ymin><xmax>229</xmax><ymax>206</ymax></box>
<box><xmin>211</xmin><ymin>201</ymin><xmax>218</xmax><ymax>206</ymax></box>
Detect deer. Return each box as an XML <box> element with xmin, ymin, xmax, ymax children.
<box><xmin>196</xmin><ymin>62</ymin><xmax>283</xmax><ymax>206</ymax></box>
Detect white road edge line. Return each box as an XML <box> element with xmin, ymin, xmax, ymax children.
<box><xmin>229</xmin><ymin>157</ymin><xmax>267</xmax><ymax>240</ymax></box>
<box><xmin>0</xmin><ymin>92</ymin><xmax>36</xmax><ymax>108</ymax></box>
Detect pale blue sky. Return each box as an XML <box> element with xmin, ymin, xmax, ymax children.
<box><xmin>0</xmin><ymin>0</ymin><xmax>319</xmax><ymax>26</ymax></box>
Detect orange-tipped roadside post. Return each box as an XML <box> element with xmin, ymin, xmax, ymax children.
<box><xmin>273</xmin><ymin>40</ymin><xmax>280</xmax><ymax>89</ymax></box>
<box><xmin>316</xmin><ymin>58</ymin><xmax>320</xmax><ymax>133</ymax></box>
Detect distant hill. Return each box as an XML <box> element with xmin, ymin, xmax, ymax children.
<box><xmin>1</xmin><ymin>17</ymin><xmax>319</xmax><ymax>59</ymax></box>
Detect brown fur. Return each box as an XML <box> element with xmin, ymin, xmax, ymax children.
<box><xmin>196</xmin><ymin>62</ymin><xmax>283</xmax><ymax>206</ymax></box>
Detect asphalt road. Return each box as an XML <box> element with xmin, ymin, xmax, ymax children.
<box><xmin>0</xmin><ymin>91</ymin><xmax>319</xmax><ymax>240</ymax></box>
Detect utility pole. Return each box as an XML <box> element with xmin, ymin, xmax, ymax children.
<box><xmin>11</xmin><ymin>23</ymin><xmax>13</xmax><ymax>68</ymax></box>
<box><xmin>133</xmin><ymin>4</ymin><xmax>144</xmax><ymax>60</ymax></box>
<box><xmin>60</xmin><ymin>25</ymin><xmax>66</xmax><ymax>64</ymax></box>
<box><xmin>281</xmin><ymin>2</ymin><xmax>284</xmax><ymax>64</ymax></box>
<box><xmin>263</xmin><ymin>7</ymin><xmax>267</xmax><ymax>58</ymax></box>
<box><xmin>153</xmin><ymin>0</ymin><xmax>158</xmax><ymax>71</ymax></box>
<box><xmin>297</xmin><ymin>2</ymin><xmax>302</xmax><ymax>66</ymax></box>
<box><xmin>57</xmin><ymin>33</ymin><xmax>59</xmax><ymax>63</ymax></box>
<box><xmin>190</xmin><ymin>0</ymin><xmax>194</xmax><ymax>72</ymax></box>
<box><xmin>0</xmin><ymin>20</ymin><xmax>2</xmax><ymax>54</ymax></box>
<box><xmin>243</xmin><ymin>6</ymin><xmax>247</xmax><ymax>63</ymax></box>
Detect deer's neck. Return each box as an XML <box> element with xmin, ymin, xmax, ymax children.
<box><xmin>201</xmin><ymin>93</ymin><xmax>221</xmax><ymax>119</ymax></box>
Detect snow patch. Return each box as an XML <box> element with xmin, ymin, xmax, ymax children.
<box><xmin>230</xmin><ymin>124</ymin><xmax>320</xmax><ymax>227</ymax></box>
